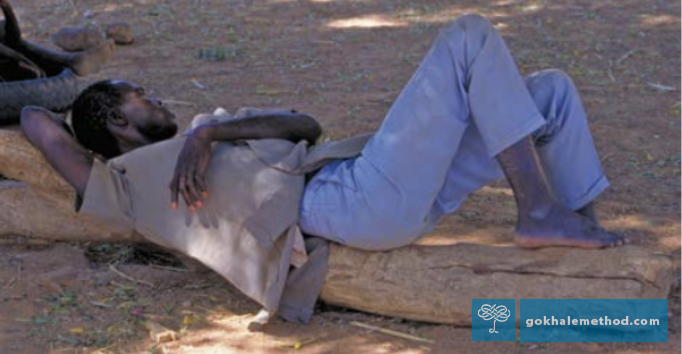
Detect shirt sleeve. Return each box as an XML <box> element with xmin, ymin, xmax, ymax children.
<box><xmin>77</xmin><ymin>158</ymin><xmax>135</xmax><ymax>236</ymax></box>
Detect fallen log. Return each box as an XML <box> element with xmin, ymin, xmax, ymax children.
<box><xmin>0</xmin><ymin>127</ymin><xmax>74</xmax><ymax>199</ymax></box>
<box><xmin>0</xmin><ymin>180</ymin><xmax>141</xmax><ymax>242</ymax></box>
<box><xmin>0</xmin><ymin>127</ymin><xmax>675</xmax><ymax>325</ymax></box>
<box><xmin>323</xmin><ymin>242</ymin><xmax>673</xmax><ymax>325</ymax></box>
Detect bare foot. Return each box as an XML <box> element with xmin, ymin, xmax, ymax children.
<box><xmin>70</xmin><ymin>39</ymin><xmax>115</xmax><ymax>76</ymax></box>
<box><xmin>52</xmin><ymin>26</ymin><xmax>104</xmax><ymax>52</ymax></box>
<box><xmin>576</xmin><ymin>202</ymin><xmax>599</xmax><ymax>226</ymax></box>
<box><xmin>514</xmin><ymin>205</ymin><xmax>627</xmax><ymax>249</ymax></box>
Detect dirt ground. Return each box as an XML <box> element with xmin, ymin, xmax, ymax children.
<box><xmin>0</xmin><ymin>0</ymin><xmax>680</xmax><ymax>353</ymax></box>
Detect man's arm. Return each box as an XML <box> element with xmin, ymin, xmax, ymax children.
<box><xmin>20</xmin><ymin>106</ymin><xmax>93</xmax><ymax>197</ymax></box>
<box><xmin>169</xmin><ymin>111</ymin><xmax>322</xmax><ymax>210</ymax></box>
<box><xmin>195</xmin><ymin>111</ymin><xmax>322</xmax><ymax>144</ymax></box>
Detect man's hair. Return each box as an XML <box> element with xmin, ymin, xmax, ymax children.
<box><xmin>71</xmin><ymin>80</ymin><xmax>134</xmax><ymax>158</ymax></box>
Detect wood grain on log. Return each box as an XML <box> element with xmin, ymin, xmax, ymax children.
<box><xmin>0</xmin><ymin>127</ymin><xmax>74</xmax><ymax>199</ymax></box>
<box><xmin>0</xmin><ymin>181</ymin><xmax>143</xmax><ymax>242</ymax></box>
<box><xmin>321</xmin><ymin>243</ymin><xmax>673</xmax><ymax>325</ymax></box>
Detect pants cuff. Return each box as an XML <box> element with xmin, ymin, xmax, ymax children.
<box><xmin>564</xmin><ymin>175</ymin><xmax>610</xmax><ymax>210</ymax></box>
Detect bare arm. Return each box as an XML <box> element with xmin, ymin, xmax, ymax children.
<box><xmin>195</xmin><ymin>110</ymin><xmax>322</xmax><ymax>144</ymax></box>
<box><xmin>170</xmin><ymin>111</ymin><xmax>322</xmax><ymax>210</ymax></box>
<box><xmin>20</xmin><ymin>106</ymin><xmax>93</xmax><ymax>197</ymax></box>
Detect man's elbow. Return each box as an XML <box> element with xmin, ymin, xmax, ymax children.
<box><xmin>20</xmin><ymin>106</ymin><xmax>43</xmax><ymax>135</ymax></box>
<box><xmin>305</xmin><ymin>119</ymin><xmax>323</xmax><ymax>144</ymax></box>
<box><xmin>297</xmin><ymin>115</ymin><xmax>322</xmax><ymax>143</ymax></box>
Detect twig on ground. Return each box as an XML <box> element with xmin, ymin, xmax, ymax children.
<box><xmin>647</xmin><ymin>83</ymin><xmax>677</xmax><ymax>92</ymax></box>
<box><xmin>607</xmin><ymin>60</ymin><xmax>616</xmax><ymax>83</ymax></box>
<box><xmin>349</xmin><ymin>321</ymin><xmax>434</xmax><ymax>343</ymax></box>
<box><xmin>191</xmin><ymin>79</ymin><xmax>208</xmax><ymax>90</ymax></box>
<box><xmin>90</xmin><ymin>301</ymin><xmax>114</xmax><ymax>309</ymax></box>
<box><xmin>108</xmin><ymin>264</ymin><xmax>155</xmax><ymax>288</ymax></box>
<box><xmin>616</xmin><ymin>49</ymin><xmax>637</xmax><ymax>65</ymax></box>
<box><xmin>2</xmin><ymin>277</ymin><xmax>16</xmax><ymax>288</ymax></box>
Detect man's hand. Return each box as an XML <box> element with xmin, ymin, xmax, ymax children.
<box><xmin>169</xmin><ymin>126</ymin><xmax>212</xmax><ymax>210</ymax></box>
<box><xmin>168</xmin><ymin>110</ymin><xmax>322</xmax><ymax>210</ymax></box>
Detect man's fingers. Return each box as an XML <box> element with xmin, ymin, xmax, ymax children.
<box><xmin>169</xmin><ymin>175</ymin><xmax>179</xmax><ymax>209</ymax></box>
<box><xmin>185</xmin><ymin>164</ymin><xmax>203</xmax><ymax>208</ymax></box>
<box><xmin>195</xmin><ymin>173</ymin><xmax>208</xmax><ymax>200</ymax></box>
<box><xmin>179</xmin><ymin>175</ymin><xmax>196</xmax><ymax>210</ymax></box>
<box><xmin>188</xmin><ymin>176</ymin><xmax>202</xmax><ymax>208</ymax></box>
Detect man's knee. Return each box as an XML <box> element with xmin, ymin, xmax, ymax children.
<box><xmin>526</xmin><ymin>69</ymin><xmax>577</xmax><ymax>97</ymax></box>
<box><xmin>527</xmin><ymin>69</ymin><xmax>582</xmax><ymax>144</ymax></box>
<box><xmin>440</xmin><ymin>14</ymin><xmax>493</xmax><ymax>39</ymax></box>
<box><xmin>366</xmin><ymin>213</ymin><xmax>426</xmax><ymax>250</ymax></box>
<box><xmin>344</xmin><ymin>208</ymin><xmax>425</xmax><ymax>251</ymax></box>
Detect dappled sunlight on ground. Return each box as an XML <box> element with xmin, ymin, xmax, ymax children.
<box><xmin>639</xmin><ymin>14</ymin><xmax>680</xmax><ymax>27</ymax></box>
<box><xmin>327</xmin><ymin>15</ymin><xmax>406</xmax><ymax>29</ymax></box>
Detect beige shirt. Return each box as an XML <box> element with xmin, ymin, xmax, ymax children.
<box><xmin>78</xmin><ymin>109</ymin><xmax>371</xmax><ymax>313</ymax></box>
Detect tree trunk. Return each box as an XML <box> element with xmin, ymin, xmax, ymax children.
<box><xmin>0</xmin><ymin>127</ymin><xmax>675</xmax><ymax>325</ymax></box>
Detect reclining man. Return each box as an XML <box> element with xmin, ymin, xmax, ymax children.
<box><xmin>22</xmin><ymin>14</ymin><xmax>625</xmax><ymax>262</ymax></box>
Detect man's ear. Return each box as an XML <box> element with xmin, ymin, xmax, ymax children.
<box><xmin>107</xmin><ymin>112</ymin><xmax>128</xmax><ymax>127</ymax></box>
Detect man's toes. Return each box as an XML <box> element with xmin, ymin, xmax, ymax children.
<box><xmin>608</xmin><ymin>233</ymin><xmax>627</xmax><ymax>247</ymax></box>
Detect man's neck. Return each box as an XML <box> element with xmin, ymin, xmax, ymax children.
<box><xmin>116</xmin><ymin>138</ymin><xmax>148</xmax><ymax>155</ymax></box>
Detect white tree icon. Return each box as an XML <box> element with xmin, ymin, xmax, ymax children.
<box><xmin>477</xmin><ymin>304</ymin><xmax>511</xmax><ymax>333</ymax></box>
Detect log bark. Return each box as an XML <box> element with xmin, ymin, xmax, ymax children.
<box><xmin>0</xmin><ymin>127</ymin><xmax>74</xmax><ymax>199</ymax></box>
<box><xmin>322</xmin><ymin>243</ymin><xmax>674</xmax><ymax>325</ymax></box>
<box><xmin>0</xmin><ymin>181</ymin><xmax>143</xmax><ymax>242</ymax></box>
<box><xmin>0</xmin><ymin>127</ymin><xmax>675</xmax><ymax>325</ymax></box>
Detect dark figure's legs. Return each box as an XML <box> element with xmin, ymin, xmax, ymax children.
<box><xmin>300</xmin><ymin>15</ymin><xmax>625</xmax><ymax>250</ymax></box>
<box><xmin>0</xmin><ymin>42</ymin><xmax>44</xmax><ymax>78</ymax></box>
<box><xmin>0</xmin><ymin>0</ymin><xmax>114</xmax><ymax>78</ymax></box>
<box><xmin>16</xmin><ymin>39</ymin><xmax>115</xmax><ymax>76</ymax></box>
<box><xmin>0</xmin><ymin>0</ymin><xmax>21</xmax><ymax>46</ymax></box>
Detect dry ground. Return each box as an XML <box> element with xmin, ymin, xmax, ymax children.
<box><xmin>0</xmin><ymin>0</ymin><xmax>680</xmax><ymax>353</ymax></box>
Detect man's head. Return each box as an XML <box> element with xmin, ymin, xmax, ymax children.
<box><xmin>71</xmin><ymin>80</ymin><xmax>178</xmax><ymax>158</ymax></box>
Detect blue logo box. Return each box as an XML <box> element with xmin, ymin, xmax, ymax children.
<box><xmin>520</xmin><ymin>299</ymin><xmax>668</xmax><ymax>342</ymax></box>
<box><xmin>472</xmin><ymin>299</ymin><xmax>516</xmax><ymax>341</ymax></box>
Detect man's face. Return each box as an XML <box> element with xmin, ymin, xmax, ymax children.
<box><xmin>117</xmin><ymin>82</ymin><xmax>178</xmax><ymax>143</ymax></box>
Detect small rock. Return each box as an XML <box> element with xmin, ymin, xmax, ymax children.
<box><xmin>105</xmin><ymin>22</ymin><xmax>134</xmax><ymax>45</ymax></box>
<box><xmin>51</xmin><ymin>26</ymin><xmax>104</xmax><ymax>52</ymax></box>
<box><xmin>83</xmin><ymin>10</ymin><xmax>93</xmax><ymax>18</ymax></box>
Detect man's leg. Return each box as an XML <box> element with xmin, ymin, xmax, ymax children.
<box><xmin>428</xmin><ymin>69</ymin><xmax>624</xmax><ymax>247</ymax></box>
<box><xmin>497</xmin><ymin>137</ymin><xmax>623</xmax><ymax>248</ymax></box>
<box><xmin>525</xmin><ymin>70</ymin><xmax>605</xmax><ymax>222</ymax></box>
<box><xmin>303</xmin><ymin>14</ymin><xmax>625</xmax><ymax>250</ymax></box>
<box><xmin>302</xmin><ymin>14</ymin><xmax>548</xmax><ymax>250</ymax></box>
<box><xmin>505</xmin><ymin>70</ymin><xmax>622</xmax><ymax>247</ymax></box>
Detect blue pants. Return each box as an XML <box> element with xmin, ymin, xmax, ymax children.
<box><xmin>299</xmin><ymin>15</ymin><xmax>609</xmax><ymax>251</ymax></box>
